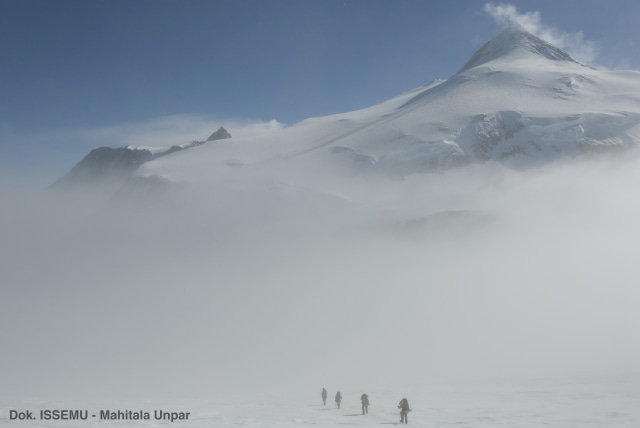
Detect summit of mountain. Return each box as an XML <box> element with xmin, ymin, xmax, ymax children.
<box><xmin>459</xmin><ymin>23</ymin><xmax>585</xmax><ymax>73</ymax></box>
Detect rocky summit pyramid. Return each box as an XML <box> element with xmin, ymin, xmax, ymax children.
<box><xmin>60</xmin><ymin>24</ymin><xmax>640</xmax><ymax>191</ymax></box>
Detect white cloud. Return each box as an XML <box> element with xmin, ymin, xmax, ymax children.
<box><xmin>3</xmin><ymin>152</ymin><xmax>640</xmax><ymax>397</ymax></box>
<box><xmin>71</xmin><ymin>115</ymin><xmax>284</xmax><ymax>150</ymax></box>
<box><xmin>483</xmin><ymin>2</ymin><xmax>599</xmax><ymax>66</ymax></box>
<box><xmin>0</xmin><ymin>115</ymin><xmax>285</xmax><ymax>186</ymax></box>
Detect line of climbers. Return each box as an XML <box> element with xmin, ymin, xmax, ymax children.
<box><xmin>321</xmin><ymin>388</ymin><xmax>411</xmax><ymax>424</ymax></box>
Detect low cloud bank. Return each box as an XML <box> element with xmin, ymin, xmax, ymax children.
<box><xmin>1</xmin><ymin>153</ymin><xmax>639</xmax><ymax>399</ymax></box>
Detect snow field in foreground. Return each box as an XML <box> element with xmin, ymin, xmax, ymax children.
<box><xmin>1</xmin><ymin>377</ymin><xmax>639</xmax><ymax>428</ymax></box>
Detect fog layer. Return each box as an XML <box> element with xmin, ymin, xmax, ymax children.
<box><xmin>1</xmin><ymin>155</ymin><xmax>639</xmax><ymax>399</ymax></box>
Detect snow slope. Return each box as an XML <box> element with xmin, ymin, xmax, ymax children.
<box><xmin>138</xmin><ymin>24</ymin><xmax>640</xmax><ymax>186</ymax></box>
<box><xmin>2</xmin><ymin>376</ymin><xmax>640</xmax><ymax>428</ymax></box>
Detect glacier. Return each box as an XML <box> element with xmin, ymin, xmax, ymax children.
<box><xmin>125</xmin><ymin>24</ymin><xmax>640</xmax><ymax>190</ymax></box>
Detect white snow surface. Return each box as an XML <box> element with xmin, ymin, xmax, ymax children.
<box><xmin>2</xmin><ymin>376</ymin><xmax>640</xmax><ymax>427</ymax></box>
<box><xmin>138</xmin><ymin>24</ymin><xmax>640</xmax><ymax>187</ymax></box>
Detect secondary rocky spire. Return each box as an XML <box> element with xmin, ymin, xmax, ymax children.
<box><xmin>206</xmin><ymin>126</ymin><xmax>232</xmax><ymax>142</ymax></box>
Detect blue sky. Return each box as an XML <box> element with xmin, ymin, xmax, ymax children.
<box><xmin>2</xmin><ymin>0</ymin><xmax>640</xmax><ymax>183</ymax></box>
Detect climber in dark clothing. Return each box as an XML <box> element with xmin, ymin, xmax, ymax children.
<box><xmin>361</xmin><ymin>393</ymin><xmax>369</xmax><ymax>414</ymax></box>
<box><xmin>398</xmin><ymin>398</ymin><xmax>410</xmax><ymax>424</ymax></box>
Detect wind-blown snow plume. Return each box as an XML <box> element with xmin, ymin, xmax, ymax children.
<box><xmin>484</xmin><ymin>2</ymin><xmax>598</xmax><ymax>66</ymax></box>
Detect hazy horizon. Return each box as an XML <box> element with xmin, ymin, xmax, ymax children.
<box><xmin>2</xmin><ymin>150</ymin><xmax>640</xmax><ymax>399</ymax></box>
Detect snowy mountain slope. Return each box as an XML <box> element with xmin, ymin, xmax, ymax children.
<box><xmin>136</xmin><ymin>24</ymin><xmax>640</xmax><ymax>186</ymax></box>
<box><xmin>52</xmin><ymin>127</ymin><xmax>231</xmax><ymax>190</ymax></box>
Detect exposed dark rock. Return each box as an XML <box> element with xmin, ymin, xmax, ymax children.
<box><xmin>53</xmin><ymin>127</ymin><xmax>230</xmax><ymax>191</ymax></box>
<box><xmin>206</xmin><ymin>126</ymin><xmax>232</xmax><ymax>141</ymax></box>
<box><xmin>52</xmin><ymin>146</ymin><xmax>153</xmax><ymax>189</ymax></box>
<box><xmin>150</xmin><ymin>140</ymin><xmax>205</xmax><ymax>160</ymax></box>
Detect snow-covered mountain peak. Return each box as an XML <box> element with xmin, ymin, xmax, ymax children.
<box><xmin>57</xmin><ymin>23</ymin><xmax>640</xmax><ymax>191</ymax></box>
<box><xmin>460</xmin><ymin>24</ymin><xmax>584</xmax><ymax>72</ymax></box>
